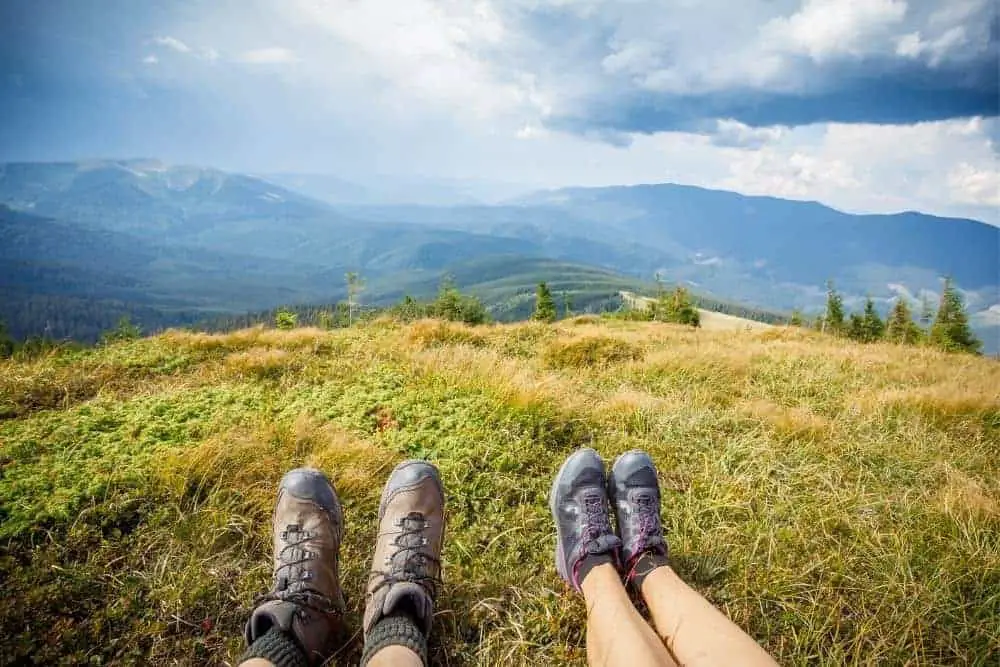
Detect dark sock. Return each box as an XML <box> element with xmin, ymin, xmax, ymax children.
<box><xmin>240</xmin><ymin>626</ymin><xmax>309</xmax><ymax>667</ymax></box>
<box><xmin>629</xmin><ymin>550</ymin><xmax>669</xmax><ymax>592</ymax></box>
<box><xmin>577</xmin><ymin>553</ymin><xmax>614</xmax><ymax>587</ymax></box>
<box><xmin>361</xmin><ymin>611</ymin><xmax>428</xmax><ymax>666</ymax></box>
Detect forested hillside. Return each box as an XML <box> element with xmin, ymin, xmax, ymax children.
<box><xmin>2</xmin><ymin>161</ymin><xmax>996</xmax><ymax>350</ymax></box>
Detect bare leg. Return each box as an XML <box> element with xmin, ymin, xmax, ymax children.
<box><xmin>366</xmin><ymin>644</ymin><xmax>424</xmax><ymax>667</ymax></box>
<box><xmin>582</xmin><ymin>563</ymin><xmax>678</xmax><ymax>667</ymax></box>
<box><xmin>642</xmin><ymin>565</ymin><xmax>778</xmax><ymax>667</ymax></box>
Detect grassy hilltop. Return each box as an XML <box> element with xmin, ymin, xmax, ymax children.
<box><xmin>1</xmin><ymin>318</ymin><xmax>998</xmax><ymax>665</ymax></box>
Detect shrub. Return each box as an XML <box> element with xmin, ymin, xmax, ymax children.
<box><xmin>274</xmin><ymin>310</ymin><xmax>298</xmax><ymax>331</ymax></box>
<box><xmin>407</xmin><ymin>320</ymin><xmax>486</xmax><ymax>348</ymax></box>
<box><xmin>543</xmin><ymin>335</ymin><xmax>643</xmax><ymax>368</ymax></box>
<box><xmin>101</xmin><ymin>316</ymin><xmax>141</xmax><ymax>344</ymax></box>
<box><xmin>429</xmin><ymin>280</ymin><xmax>490</xmax><ymax>325</ymax></box>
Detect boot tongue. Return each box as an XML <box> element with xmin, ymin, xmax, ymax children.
<box><xmin>380</xmin><ymin>581</ymin><xmax>434</xmax><ymax>635</ymax></box>
<box><xmin>245</xmin><ymin>600</ymin><xmax>296</xmax><ymax>645</ymax></box>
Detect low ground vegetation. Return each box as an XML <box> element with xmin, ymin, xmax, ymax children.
<box><xmin>1</xmin><ymin>317</ymin><xmax>998</xmax><ymax>665</ymax></box>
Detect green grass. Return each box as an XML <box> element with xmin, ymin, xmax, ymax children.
<box><xmin>1</xmin><ymin>320</ymin><xmax>998</xmax><ymax>665</ymax></box>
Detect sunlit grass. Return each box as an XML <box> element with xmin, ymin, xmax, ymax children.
<box><xmin>1</xmin><ymin>320</ymin><xmax>998</xmax><ymax>665</ymax></box>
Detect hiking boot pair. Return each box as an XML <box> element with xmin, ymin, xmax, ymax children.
<box><xmin>244</xmin><ymin>461</ymin><xmax>444</xmax><ymax>665</ymax></box>
<box><xmin>550</xmin><ymin>448</ymin><xmax>668</xmax><ymax>590</ymax></box>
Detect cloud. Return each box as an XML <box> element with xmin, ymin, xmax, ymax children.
<box><xmin>972</xmin><ymin>304</ymin><xmax>1000</xmax><ymax>326</ymax></box>
<box><xmin>722</xmin><ymin>147</ymin><xmax>861</xmax><ymax>200</ymax></box>
<box><xmin>896</xmin><ymin>26</ymin><xmax>968</xmax><ymax>65</ymax></box>
<box><xmin>713</xmin><ymin>117</ymin><xmax>999</xmax><ymax>221</ymax></box>
<box><xmin>761</xmin><ymin>0</ymin><xmax>907</xmax><ymax>61</ymax></box>
<box><xmin>516</xmin><ymin>0</ymin><xmax>998</xmax><ymax>134</ymax></box>
<box><xmin>142</xmin><ymin>55</ymin><xmax>159</xmax><ymax>65</ymax></box>
<box><xmin>710</xmin><ymin>119</ymin><xmax>786</xmax><ymax>149</ymax></box>
<box><xmin>948</xmin><ymin>163</ymin><xmax>1000</xmax><ymax>207</ymax></box>
<box><xmin>236</xmin><ymin>47</ymin><xmax>298</xmax><ymax>64</ymax></box>
<box><xmin>153</xmin><ymin>36</ymin><xmax>191</xmax><ymax>53</ymax></box>
<box><xmin>151</xmin><ymin>35</ymin><xmax>220</xmax><ymax>62</ymax></box>
<box><xmin>288</xmin><ymin>0</ymin><xmax>532</xmax><ymax>119</ymax></box>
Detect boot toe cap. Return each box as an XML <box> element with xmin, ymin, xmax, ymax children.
<box><xmin>279</xmin><ymin>468</ymin><xmax>340</xmax><ymax>510</ymax></box>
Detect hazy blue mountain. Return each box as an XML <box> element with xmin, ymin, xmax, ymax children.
<box><xmin>261</xmin><ymin>172</ymin><xmax>532</xmax><ymax>206</ymax></box>
<box><xmin>0</xmin><ymin>204</ymin><xmax>336</xmax><ymax>308</ymax></box>
<box><xmin>256</xmin><ymin>173</ymin><xmax>373</xmax><ymax>204</ymax></box>
<box><xmin>513</xmin><ymin>184</ymin><xmax>999</xmax><ymax>291</ymax></box>
<box><xmin>340</xmin><ymin>186</ymin><xmax>998</xmax><ymax>325</ymax></box>
<box><xmin>2</xmin><ymin>161</ymin><xmax>996</xmax><ymax>352</ymax></box>
<box><xmin>0</xmin><ymin>160</ymin><xmax>334</xmax><ymax>235</ymax></box>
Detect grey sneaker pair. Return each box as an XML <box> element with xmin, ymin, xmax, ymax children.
<box><xmin>550</xmin><ymin>448</ymin><xmax>668</xmax><ymax>591</ymax></box>
<box><xmin>244</xmin><ymin>461</ymin><xmax>444</xmax><ymax>665</ymax></box>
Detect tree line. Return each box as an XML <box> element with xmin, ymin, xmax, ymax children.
<box><xmin>801</xmin><ymin>277</ymin><xmax>981</xmax><ymax>354</ymax></box>
<box><xmin>1</xmin><ymin>272</ymin><xmax>984</xmax><ymax>359</ymax></box>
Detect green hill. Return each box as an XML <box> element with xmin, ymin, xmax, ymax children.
<box><xmin>2</xmin><ymin>319</ymin><xmax>997</xmax><ymax>664</ymax></box>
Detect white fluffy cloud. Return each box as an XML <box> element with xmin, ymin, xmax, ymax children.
<box><xmin>948</xmin><ymin>163</ymin><xmax>1000</xmax><ymax>207</ymax></box>
<box><xmin>711</xmin><ymin>120</ymin><xmax>787</xmax><ymax>149</ymax></box>
<box><xmin>287</xmin><ymin>0</ymin><xmax>533</xmax><ymax>119</ymax></box>
<box><xmin>711</xmin><ymin>118</ymin><xmax>999</xmax><ymax>219</ymax></box>
<box><xmin>153</xmin><ymin>36</ymin><xmax>191</xmax><ymax>53</ymax></box>
<box><xmin>762</xmin><ymin>0</ymin><xmax>907</xmax><ymax>61</ymax></box>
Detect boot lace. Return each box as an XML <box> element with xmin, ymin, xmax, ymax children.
<box><xmin>369</xmin><ymin>512</ymin><xmax>442</xmax><ymax>598</ymax></box>
<box><xmin>582</xmin><ymin>495</ymin><xmax>612</xmax><ymax>544</ymax></box>
<box><xmin>631</xmin><ymin>493</ymin><xmax>666</xmax><ymax>557</ymax></box>
<box><xmin>257</xmin><ymin>524</ymin><xmax>341</xmax><ymax>615</ymax></box>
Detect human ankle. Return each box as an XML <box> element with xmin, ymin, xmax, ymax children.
<box><xmin>629</xmin><ymin>550</ymin><xmax>669</xmax><ymax>592</ymax></box>
<box><xmin>577</xmin><ymin>553</ymin><xmax>615</xmax><ymax>587</ymax></box>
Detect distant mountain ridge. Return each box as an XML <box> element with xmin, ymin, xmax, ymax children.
<box><xmin>1</xmin><ymin>160</ymin><xmax>996</xmax><ymax>352</ymax></box>
<box><xmin>0</xmin><ymin>160</ymin><xmax>332</xmax><ymax>234</ymax></box>
<box><xmin>510</xmin><ymin>182</ymin><xmax>999</xmax><ymax>289</ymax></box>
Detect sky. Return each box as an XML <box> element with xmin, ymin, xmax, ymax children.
<box><xmin>1</xmin><ymin>0</ymin><xmax>998</xmax><ymax>222</ymax></box>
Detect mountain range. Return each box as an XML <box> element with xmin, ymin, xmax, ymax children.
<box><xmin>1</xmin><ymin>159</ymin><xmax>997</xmax><ymax>351</ymax></box>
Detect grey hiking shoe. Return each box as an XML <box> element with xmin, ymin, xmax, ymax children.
<box><xmin>363</xmin><ymin>460</ymin><xmax>445</xmax><ymax>637</ymax></box>
<box><xmin>549</xmin><ymin>448</ymin><xmax>621</xmax><ymax>591</ymax></box>
<box><xmin>245</xmin><ymin>468</ymin><xmax>345</xmax><ymax>665</ymax></box>
<box><xmin>609</xmin><ymin>450</ymin><xmax>668</xmax><ymax>578</ymax></box>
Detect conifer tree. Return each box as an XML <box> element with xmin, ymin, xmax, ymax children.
<box><xmin>919</xmin><ymin>292</ymin><xmax>935</xmax><ymax>329</ymax></box>
<box><xmin>789</xmin><ymin>310</ymin><xmax>804</xmax><ymax>327</ymax></box>
<box><xmin>846</xmin><ymin>313</ymin><xmax>865</xmax><ymax>341</ymax></box>
<box><xmin>886</xmin><ymin>298</ymin><xmax>921</xmax><ymax>345</ymax></box>
<box><xmin>929</xmin><ymin>277</ymin><xmax>981</xmax><ymax>353</ymax></box>
<box><xmin>651</xmin><ymin>286</ymin><xmax>700</xmax><ymax>326</ymax></box>
<box><xmin>824</xmin><ymin>280</ymin><xmax>845</xmax><ymax>334</ymax></box>
<box><xmin>860</xmin><ymin>297</ymin><xmax>885</xmax><ymax>342</ymax></box>
<box><xmin>345</xmin><ymin>272</ymin><xmax>365</xmax><ymax>326</ymax></box>
<box><xmin>533</xmin><ymin>282</ymin><xmax>558</xmax><ymax>323</ymax></box>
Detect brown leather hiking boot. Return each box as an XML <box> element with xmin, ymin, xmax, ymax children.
<box><xmin>245</xmin><ymin>468</ymin><xmax>345</xmax><ymax>665</ymax></box>
<box><xmin>363</xmin><ymin>460</ymin><xmax>445</xmax><ymax>638</ymax></box>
